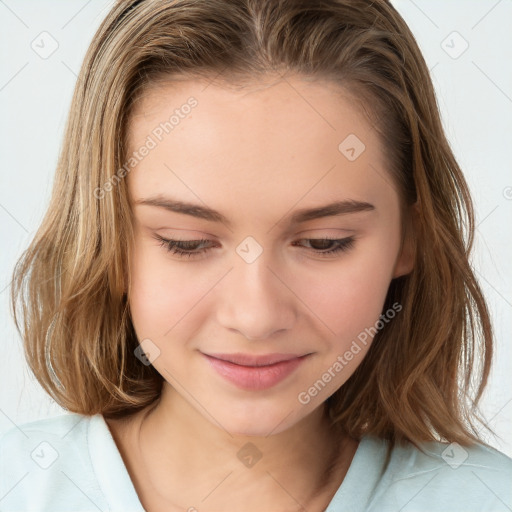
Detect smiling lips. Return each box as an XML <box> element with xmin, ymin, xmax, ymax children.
<box><xmin>202</xmin><ymin>352</ymin><xmax>310</xmax><ymax>390</ymax></box>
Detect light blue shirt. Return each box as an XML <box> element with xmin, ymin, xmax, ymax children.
<box><xmin>1</xmin><ymin>412</ymin><xmax>511</xmax><ymax>511</ymax></box>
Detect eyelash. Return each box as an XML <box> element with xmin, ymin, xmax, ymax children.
<box><xmin>153</xmin><ymin>234</ymin><xmax>355</xmax><ymax>259</ymax></box>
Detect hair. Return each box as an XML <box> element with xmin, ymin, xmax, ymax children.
<box><xmin>11</xmin><ymin>0</ymin><xmax>493</xmax><ymax>450</ymax></box>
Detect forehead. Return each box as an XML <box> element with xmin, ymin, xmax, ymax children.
<box><xmin>126</xmin><ymin>75</ymin><xmax>395</xmax><ymax>220</ymax></box>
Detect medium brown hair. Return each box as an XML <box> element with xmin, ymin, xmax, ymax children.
<box><xmin>11</xmin><ymin>0</ymin><xmax>492</xmax><ymax>447</ymax></box>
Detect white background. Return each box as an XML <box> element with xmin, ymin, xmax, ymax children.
<box><xmin>1</xmin><ymin>0</ymin><xmax>511</xmax><ymax>456</ymax></box>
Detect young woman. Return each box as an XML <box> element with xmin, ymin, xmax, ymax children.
<box><xmin>2</xmin><ymin>1</ymin><xmax>511</xmax><ymax>511</ymax></box>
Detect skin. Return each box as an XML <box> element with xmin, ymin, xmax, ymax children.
<box><xmin>106</xmin><ymin>74</ymin><xmax>414</xmax><ymax>512</ymax></box>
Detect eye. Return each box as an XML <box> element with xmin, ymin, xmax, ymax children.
<box><xmin>154</xmin><ymin>235</ymin><xmax>215</xmax><ymax>258</ymax></box>
<box><xmin>291</xmin><ymin>237</ymin><xmax>355</xmax><ymax>257</ymax></box>
<box><xmin>153</xmin><ymin>235</ymin><xmax>355</xmax><ymax>259</ymax></box>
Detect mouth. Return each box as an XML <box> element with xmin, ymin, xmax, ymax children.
<box><xmin>201</xmin><ymin>352</ymin><xmax>311</xmax><ymax>391</ymax></box>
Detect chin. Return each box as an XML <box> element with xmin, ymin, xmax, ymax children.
<box><xmin>228</xmin><ymin>421</ymin><xmax>289</xmax><ymax>438</ymax></box>
<box><xmin>211</xmin><ymin>402</ymin><xmax>305</xmax><ymax>438</ymax></box>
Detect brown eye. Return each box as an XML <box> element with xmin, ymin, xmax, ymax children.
<box><xmin>153</xmin><ymin>235</ymin><xmax>214</xmax><ymax>258</ymax></box>
<box><xmin>292</xmin><ymin>237</ymin><xmax>355</xmax><ymax>256</ymax></box>
<box><xmin>153</xmin><ymin>234</ymin><xmax>356</xmax><ymax>260</ymax></box>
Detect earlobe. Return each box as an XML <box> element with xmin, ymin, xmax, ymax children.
<box><xmin>392</xmin><ymin>204</ymin><xmax>417</xmax><ymax>278</ymax></box>
<box><xmin>393</xmin><ymin>238</ymin><xmax>415</xmax><ymax>278</ymax></box>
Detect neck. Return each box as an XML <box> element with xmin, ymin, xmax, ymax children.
<box><xmin>112</xmin><ymin>383</ymin><xmax>357</xmax><ymax>511</ymax></box>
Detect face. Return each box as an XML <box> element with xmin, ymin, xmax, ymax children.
<box><xmin>125</xmin><ymin>75</ymin><xmax>413</xmax><ymax>436</ymax></box>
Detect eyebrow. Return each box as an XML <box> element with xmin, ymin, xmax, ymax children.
<box><xmin>135</xmin><ymin>195</ymin><xmax>375</xmax><ymax>227</ymax></box>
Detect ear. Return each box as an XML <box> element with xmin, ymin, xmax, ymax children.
<box><xmin>392</xmin><ymin>203</ymin><xmax>417</xmax><ymax>278</ymax></box>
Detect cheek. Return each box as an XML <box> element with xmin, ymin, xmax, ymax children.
<box><xmin>294</xmin><ymin>242</ymin><xmax>398</xmax><ymax>342</ymax></box>
<box><xmin>291</xmin><ymin>239</ymin><xmax>399</xmax><ymax>400</ymax></box>
<box><xmin>128</xmin><ymin>242</ymin><xmax>206</xmax><ymax>341</ymax></box>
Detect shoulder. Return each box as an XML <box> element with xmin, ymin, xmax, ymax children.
<box><xmin>1</xmin><ymin>411</ymin><xmax>89</xmax><ymax>440</ymax></box>
<box><xmin>372</xmin><ymin>437</ymin><xmax>512</xmax><ymax>511</ymax></box>
<box><xmin>397</xmin><ymin>437</ymin><xmax>512</xmax><ymax>471</ymax></box>
<box><xmin>0</xmin><ymin>413</ymin><xmax>109</xmax><ymax>511</ymax></box>
<box><xmin>0</xmin><ymin>412</ymin><xmax>92</xmax><ymax>468</ymax></box>
<box><xmin>0</xmin><ymin>411</ymin><xmax>88</xmax><ymax>455</ymax></box>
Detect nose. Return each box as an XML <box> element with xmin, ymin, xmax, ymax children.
<box><xmin>215</xmin><ymin>253</ymin><xmax>297</xmax><ymax>341</ymax></box>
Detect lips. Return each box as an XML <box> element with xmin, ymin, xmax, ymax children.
<box><xmin>202</xmin><ymin>352</ymin><xmax>310</xmax><ymax>391</ymax></box>
<box><xmin>205</xmin><ymin>353</ymin><xmax>305</xmax><ymax>366</ymax></box>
